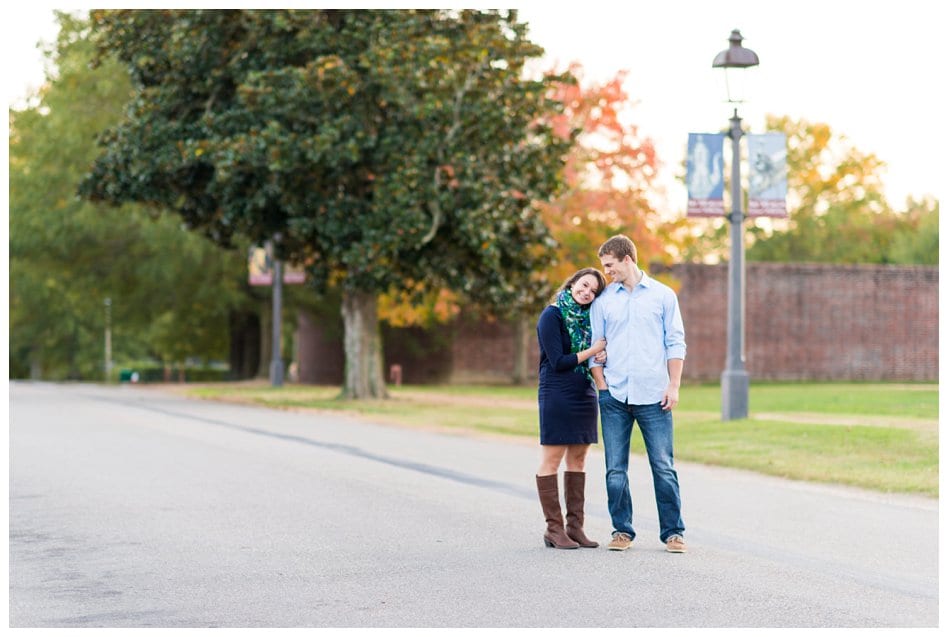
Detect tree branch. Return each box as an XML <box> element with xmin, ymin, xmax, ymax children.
<box><xmin>420</xmin><ymin>68</ymin><xmax>478</xmax><ymax>246</ymax></box>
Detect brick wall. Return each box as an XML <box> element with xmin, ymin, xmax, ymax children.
<box><xmin>295</xmin><ymin>309</ymin><xmax>456</xmax><ymax>385</ymax></box>
<box><xmin>448</xmin><ymin>262</ymin><xmax>939</xmax><ymax>383</ymax></box>
<box><xmin>671</xmin><ymin>262</ymin><xmax>938</xmax><ymax>381</ymax></box>
<box><xmin>448</xmin><ymin>318</ymin><xmax>542</xmax><ymax>383</ymax></box>
<box><xmin>295</xmin><ymin>309</ymin><xmax>344</xmax><ymax>384</ymax></box>
<box><xmin>381</xmin><ymin>323</ymin><xmax>454</xmax><ymax>384</ymax></box>
<box><xmin>295</xmin><ymin>263</ymin><xmax>938</xmax><ymax>384</ymax></box>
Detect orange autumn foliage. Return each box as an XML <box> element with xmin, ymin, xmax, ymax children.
<box><xmin>541</xmin><ymin>63</ymin><xmax>687</xmax><ymax>288</ymax></box>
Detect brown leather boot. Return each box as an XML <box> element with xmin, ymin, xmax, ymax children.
<box><xmin>563</xmin><ymin>471</ymin><xmax>599</xmax><ymax>548</ymax></box>
<box><xmin>536</xmin><ymin>474</ymin><xmax>579</xmax><ymax>549</ymax></box>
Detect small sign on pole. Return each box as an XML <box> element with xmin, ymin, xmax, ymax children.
<box><xmin>248</xmin><ymin>245</ymin><xmax>306</xmax><ymax>285</ymax></box>
<box><xmin>686</xmin><ymin>133</ymin><xmax>726</xmax><ymax>217</ymax></box>
<box><xmin>747</xmin><ymin>133</ymin><xmax>788</xmax><ymax>217</ymax></box>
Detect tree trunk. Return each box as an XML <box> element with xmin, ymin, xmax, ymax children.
<box><xmin>511</xmin><ymin>313</ymin><xmax>531</xmax><ymax>385</ymax></box>
<box><xmin>67</xmin><ymin>325</ymin><xmax>80</xmax><ymax>380</ymax></box>
<box><xmin>228</xmin><ymin>310</ymin><xmax>261</xmax><ymax>380</ymax></box>
<box><xmin>340</xmin><ymin>289</ymin><xmax>388</xmax><ymax>399</ymax></box>
<box><xmin>29</xmin><ymin>347</ymin><xmax>43</xmax><ymax>380</ymax></box>
<box><xmin>257</xmin><ymin>299</ymin><xmax>271</xmax><ymax>379</ymax></box>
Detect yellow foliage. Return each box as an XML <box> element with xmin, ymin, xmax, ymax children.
<box><xmin>378</xmin><ymin>285</ymin><xmax>460</xmax><ymax>327</ymax></box>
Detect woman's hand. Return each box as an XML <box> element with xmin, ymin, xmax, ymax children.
<box><xmin>579</xmin><ymin>338</ymin><xmax>606</xmax><ymax>363</ymax></box>
<box><xmin>593</xmin><ymin>349</ymin><xmax>607</xmax><ymax>364</ymax></box>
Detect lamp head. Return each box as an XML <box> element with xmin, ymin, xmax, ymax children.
<box><xmin>712</xmin><ymin>29</ymin><xmax>759</xmax><ymax>104</ymax></box>
<box><xmin>712</xmin><ymin>29</ymin><xmax>760</xmax><ymax>68</ymax></box>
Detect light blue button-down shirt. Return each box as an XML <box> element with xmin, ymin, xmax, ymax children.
<box><xmin>589</xmin><ymin>272</ymin><xmax>686</xmax><ymax>405</ymax></box>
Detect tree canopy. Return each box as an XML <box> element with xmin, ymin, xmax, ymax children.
<box><xmin>79</xmin><ymin>9</ymin><xmax>575</xmax><ymax>397</ymax></box>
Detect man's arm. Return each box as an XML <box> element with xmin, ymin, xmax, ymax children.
<box><xmin>588</xmin><ymin>298</ymin><xmax>606</xmax><ymax>373</ymax></box>
<box><xmin>591</xmin><ymin>365</ymin><xmax>608</xmax><ymax>391</ymax></box>
<box><xmin>588</xmin><ymin>298</ymin><xmax>609</xmax><ymax>391</ymax></box>
<box><xmin>661</xmin><ymin>289</ymin><xmax>686</xmax><ymax>411</ymax></box>
<box><xmin>661</xmin><ymin>358</ymin><xmax>683</xmax><ymax>410</ymax></box>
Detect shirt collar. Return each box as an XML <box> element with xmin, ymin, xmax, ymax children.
<box><xmin>613</xmin><ymin>270</ymin><xmax>650</xmax><ymax>293</ymax></box>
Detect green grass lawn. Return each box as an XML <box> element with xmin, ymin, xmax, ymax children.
<box><xmin>679</xmin><ymin>382</ymin><xmax>938</xmax><ymax>418</ymax></box>
<box><xmin>184</xmin><ymin>381</ymin><xmax>938</xmax><ymax>497</ymax></box>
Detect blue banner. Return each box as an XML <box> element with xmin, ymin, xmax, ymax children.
<box><xmin>686</xmin><ymin>133</ymin><xmax>725</xmax><ymax>217</ymax></box>
<box><xmin>748</xmin><ymin>133</ymin><xmax>788</xmax><ymax>217</ymax></box>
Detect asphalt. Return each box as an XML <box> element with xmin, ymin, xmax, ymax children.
<box><xmin>8</xmin><ymin>382</ymin><xmax>939</xmax><ymax>627</ymax></box>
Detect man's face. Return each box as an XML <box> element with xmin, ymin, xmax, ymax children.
<box><xmin>600</xmin><ymin>253</ymin><xmax>634</xmax><ymax>285</ymax></box>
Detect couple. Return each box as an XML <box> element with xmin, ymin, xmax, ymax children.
<box><xmin>534</xmin><ymin>234</ymin><xmax>687</xmax><ymax>553</ymax></box>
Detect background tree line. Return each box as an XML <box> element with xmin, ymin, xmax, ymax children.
<box><xmin>10</xmin><ymin>12</ymin><xmax>247</xmax><ymax>381</ymax></box>
<box><xmin>680</xmin><ymin>115</ymin><xmax>938</xmax><ymax>265</ymax></box>
<box><xmin>8</xmin><ymin>10</ymin><xmax>937</xmax><ymax>387</ymax></box>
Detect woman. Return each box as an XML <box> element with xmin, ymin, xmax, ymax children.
<box><xmin>535</xmin><ymin>267</ymin><xmax>607</xmax><ymax>549</ymax></box>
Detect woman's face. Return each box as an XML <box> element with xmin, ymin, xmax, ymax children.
<box><xmin>570</xmin><ymin>274</ymin><xmax>601</xmax><ymax>306</ymax></box>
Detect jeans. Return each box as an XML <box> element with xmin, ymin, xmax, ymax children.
<box><xmin>599</xmin><ymin>390</ymin><xmax>684</xmax><ymax>542</ymax></box>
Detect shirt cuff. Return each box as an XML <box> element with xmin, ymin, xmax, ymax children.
<box><xmin>666</xmin><ymin>346</ymin><xmax>686</xmax><ymax>360</ymax></box>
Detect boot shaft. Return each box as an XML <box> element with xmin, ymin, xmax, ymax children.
<box><xmin>535</xmin><ymin>473</ymin><xmax>579</xmax><ymax>549</ymax></box>
<box><xmin>563</xmin><ymin>471</ymin><xmax>599</xmax><ymax>548</ymax></box>
<box><xmin>563</xmin><ymin>471</ymin><xmax>586</xmax><ymax>526</ymax></box>
<box><xmin>535</xmin><ymin>473</ymin><xmax>564</xmax><ymax>525</ymax></box>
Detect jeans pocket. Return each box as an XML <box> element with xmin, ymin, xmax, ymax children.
<box><xmin>597</xmin><ymin>388</ymin><xmax>611</xmax><ymax>402</ymax></box>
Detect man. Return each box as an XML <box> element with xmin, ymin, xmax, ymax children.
<box><xmin>589</xmin><ymin>235</ymin><xmax>687</xmax><ymax>553</ymax></box>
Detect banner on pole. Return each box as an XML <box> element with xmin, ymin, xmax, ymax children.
<box><xmin>248</xmin><ymin>245</ymin><xmax>306</xmax><ymax>285</ymax></box>
<box><xmin>686</xmin><ymin>133</ymin><xmax>725</xmax><ymax>217</ymax></box>
<box><xmin>747</xmin><ymin>133</ymin><xmax>788</xmax><ymax>217</ymax></box>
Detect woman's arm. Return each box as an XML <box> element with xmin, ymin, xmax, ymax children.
<box><xmin>538</xmin><ymin>308</ymin><xmax>605</xmax><ymax>371</ymax></box>
<box><xmin>577</xmin><ymin>338</ymin><xmax>606</xmax><ymax>364</ymax></box>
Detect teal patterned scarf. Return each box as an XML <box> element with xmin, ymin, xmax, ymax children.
<box><xmin>556</xmin><ymin>288</ymin><xmax>593</xmax><ymax>380</ymax></box>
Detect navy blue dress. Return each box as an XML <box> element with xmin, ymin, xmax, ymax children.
<box><xmin>536</xmin><ymin>305</ymin><xmax>599</xmax><ymax>445</ymax></box>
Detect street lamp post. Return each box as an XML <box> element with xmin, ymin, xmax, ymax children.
<box><xmin>268</xmin><ymin>239</ymin><xmax>285</xmax><ymax>388</ymax></box>
<box><xmin>713</xmin><ymin>29</ymin><xmax>758</xmax><ymax>421</ymax></box>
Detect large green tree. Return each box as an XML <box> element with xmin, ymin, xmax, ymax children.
<box><xmin>9</xmin><ymin>11</ymin><xmax>249</xmax><ymax>380</ymax></box>
<box><xmin>79</xmin><ymin>9</ymin><xmax>573</xmax><ymax>398</ymax></box>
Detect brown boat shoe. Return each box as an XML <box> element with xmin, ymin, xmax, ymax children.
<box><xmin>665</xmin><ymin>534</ymin><xmax>687</xmax><ymax>553</ymax></box>
<box><xmin>607</xmin><ymin>532</ymin><xmax>633</xmax><ymax>551</ymax></box>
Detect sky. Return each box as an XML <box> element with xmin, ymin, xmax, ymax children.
<box><xmin>518</xmin><ymin>1</ymin><xmax>943</xmax><ymax>211</ymax></box>
<box><xmin>4</xmin><ymin>1</ymin><xmax>944</xmax><ymax>213</ymax></box>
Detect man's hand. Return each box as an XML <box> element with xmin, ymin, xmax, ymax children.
<box><xmin>663</xmin><ymin>359</ymin><xmax>684</xmax><ymax>411</ymax></box>
<box><xmin>661</xmin><ymin>384</ymin><xmax>679</xmax><ymax>411</ymax></box>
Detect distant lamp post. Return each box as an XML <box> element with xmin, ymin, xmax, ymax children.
<box><xmin>104</xmin><ymin>297</ymin><xmax>113</xmax><ymax>382</ymax></box>
<box><xmin>713</xmin><ymin>29</ymin><xmax>759</xmax><ymax>421</ymax></box>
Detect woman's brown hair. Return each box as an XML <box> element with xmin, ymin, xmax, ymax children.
<box><xmin>552</xmin><ymin>267</ymin><xmax>607</xmax><ymax>305</ymax></box>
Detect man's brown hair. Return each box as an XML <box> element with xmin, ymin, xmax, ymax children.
<box><xmin>598</xmin><ymin>235</ymin><xmax>637</xmax><ymax>263</ymax></box>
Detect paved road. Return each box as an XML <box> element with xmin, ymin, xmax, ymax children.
<box><xmin>9</xmin><ymin>382</ymin><xmax>938</xmax><ymax>627</ymax></box>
